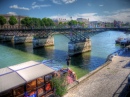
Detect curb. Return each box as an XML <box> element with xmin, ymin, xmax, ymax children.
<box><xmin>67</xmin><ymin>60</ymin><xmax>112</xmax><ymax>90</ymax></box>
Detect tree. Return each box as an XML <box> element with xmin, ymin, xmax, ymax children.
<box><xmin>68</xmin><ymin>20</ymin><xmax>78</xmax><ymax>26</ymax></box>
<box><xmin>0</xmin><ymin>16</ymin><xmax>6</xmax><ymax>26</ymax></box>
<box><xmin>21</xmin><ymin>17</ymin><xmax>54</xmax><ymax>28</ymax></box>
<box><xmin>9</xmin><ymin>16</ymin><xmax>17</xmax><ymax>25</ymax></box>
<box><xmin>78</xmin><ymin>21</ymin><xmax>84</xmax><ymax>27</ymax></box>
<box><xmin>58</xmin><ymin>22</ymin><xmax>63</xmax><ymax>27</ymax></box>
<box><xmin>42</xmin><ymin>18</ymin><xmax>54</xmax><ymax>27</ymax></box>
<box><xmin>42</xmin><ymin>18</ymin><xmax>49</xmax><ymax>27</ymax></box>
<box><xmin>31</xmin><ymin>18</ymin><xmax>42</xmax><ymax>28</ymax></box>
<box><xmin>47</xmin><ymin>18</ymin><xmax>54</xmax><ymax>26</ymax></box>
<box><xmin>21</xmin><ymin>17</ymin><xmax>32</xmax><ymax>27</ymax></box>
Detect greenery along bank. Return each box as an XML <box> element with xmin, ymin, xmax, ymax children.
<box><xmin>0</xmin><ymin>15</ymin><xmax>87</xmax><ymax>28</ymax></box>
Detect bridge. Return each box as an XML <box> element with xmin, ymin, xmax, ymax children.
<box><xmin>0</xmin><ymin>27</ymin><xmax>130</xmax><ymax>56</ymax></box>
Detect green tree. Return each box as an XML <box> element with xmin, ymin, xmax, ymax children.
<box><xmin>58</xmin><ymin>22</ymin><xmax>63</xmax><ymax>27</ymax></box>
<box><xmin>9</xmin><ymin>16</ymin><xmax>17</xmax><ymax>25</ymax></box>
<box><xmin>31</xmin><ymin>18</ymin><xmax>42</xmax><ymax>28</ymax></box>
<box><xmin>47</xmin><ymin>18</ymin><xmax>54</xmax><ymax>26</ymax></box>
<box><xmin>63</xmin><ymin>22</ymin><xmax>67</xmax><ymax>26</ymax></box>
<box><xmin>42</xmin><ymin>18</ymin><xmax>49</xmax><ymax>27</ymax></box>
<box><xmin>0</xmin><ymin>16</ymin><xmax>6</xmax><ymax>26</ymax></box>
<box><xmin>21</xmin><ymin>17</ymin><xmax>32</xmax><ymax>27</ymax></box>
<box><xmin>78</xmin><ymin>21</ymin><xmax>84</xmax><ymax>26</ymax></box>
<box><xmin>42</xmin><ymin>18</ymin><xmax>54</xmax><ymax>27</ymax></box>
<box><xmin>68</xmin><ymin>20</ymin><xmax>78</xmax><ymax>26</ymax></box>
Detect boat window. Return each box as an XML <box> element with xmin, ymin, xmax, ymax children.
<box><xmin>26</xmin><ymin>89</ymin><xmax>37</xmax><ymax>97</ymax></box>
<box><xmin>45</xmin><ymin>82</ymin><xmax>52</xmax><ymax>92</ymax></box>
<box><xmin>37</xmin><ymin>77</ymin><xmax>44</xmax><ymax>87</ymax></box>
<box><xmin>26</xmin><ymin>80</ymin><xmax>36</xmax><ymax>92</ymax></box>
<box><xmin>44</xmin><ymin>74</ymin><xmax>53</xmax><ymax>82</ymax></box>
<box><xmin>13</xmin><ymin>86</ymin><xmax>24</xmax><ymax>97</ymax></box>
<box><xmin>37</xmin><ymin>87</ymin><xmax>45</xmax><ymax>96</ymax></box>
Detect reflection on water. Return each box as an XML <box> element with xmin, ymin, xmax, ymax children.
<box><xmin>0</xmin><ymin>31</ymin><xmax>127</xmax><ymax>77</ymax></box>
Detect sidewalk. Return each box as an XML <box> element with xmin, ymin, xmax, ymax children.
<box><xmin>64</xmin><ymin>56</ymin><xmax>130</xmax><ymax>97</ymax></box>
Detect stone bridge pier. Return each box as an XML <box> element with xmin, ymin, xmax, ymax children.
<box><xmin>68</xmin><ymin>38</ymin><xmax>91</xmax><ymax>56</ymax></box>
<box><xmin>13</xmin><ymin>36</ymin><xmax>33</xmax><ymax>44</ymax></box>
<box><xmin>33</xmin><ymin>36</ymin><xmax>54</xmax><ymax>48</ymax></box>
<box><xmin>0</xmin><ymin>35</ymin><xmax>33</xmax><ymax>44</ymax></box>
<box><xmin>0</xmin><ymin>35</ymin><xmax>14</xmax><ymax>42</ymax></box>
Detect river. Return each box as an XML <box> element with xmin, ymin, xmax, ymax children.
<box><xmin>0</xmin><ymin>31</ymin><xmax>128</xmax><ymax>78</ymax></box>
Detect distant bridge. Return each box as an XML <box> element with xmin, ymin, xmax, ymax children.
<box><xmin>0</xmin><ymin>27</ymin><xmax>130</xmax><ymax>42</ymax></box>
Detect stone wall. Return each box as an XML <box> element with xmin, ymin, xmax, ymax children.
<box><xmin>0</xmin><ymin>35</ymin><xmax>14</xmax><ymax>42</ymax></box>
<box><xmin>68</xmin><ymin>39</ymin><xmax>91</xmax><ymax>56</ymax></box>
<box><xmin>13</xmin><ymin>36</ymin><xmax>33</xmax><ymax>44</ymax></box>
<box><xmin>33</xmin><ymin>36</ymin><xmax>54</xmax><ymax>48</ymax></box>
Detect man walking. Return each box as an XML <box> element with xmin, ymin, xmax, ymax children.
<box><xmin>66</xmin><ymin>55</ymin><xmax>71</xmax><ymax>68</ymax></box>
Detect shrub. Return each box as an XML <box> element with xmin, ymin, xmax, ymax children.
<box><xmin>51</xmin><ymin>75</ymin><xmax>67</xmax><ymax>97</ymax></box>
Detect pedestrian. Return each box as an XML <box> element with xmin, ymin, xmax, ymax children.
<box><xmin>66</xmin><ymin>55</ymin><xmax>71</xmax><ymax>69</ymax></box>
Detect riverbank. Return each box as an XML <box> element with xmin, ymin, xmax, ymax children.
<box><xmin>64</xmin><ymin>54</ymin><xmax>130</xmax><ymax>97</ymax></box>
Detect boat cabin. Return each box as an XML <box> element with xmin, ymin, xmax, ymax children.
<box><xmin>0</xmin><ymin>61</ymin><xmax>55</xmax><ymax>97</ymax></box>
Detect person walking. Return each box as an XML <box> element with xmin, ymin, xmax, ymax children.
<box><xmin>66</xmin><ymin>55</ymin><xmax>71</xmax><ymax>68</ymax></box>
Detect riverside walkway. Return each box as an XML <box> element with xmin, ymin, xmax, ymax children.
<box><xmin>64</xmin><ymin>52</ymin><xmax>130</xmax><ymax>97</ymax></box>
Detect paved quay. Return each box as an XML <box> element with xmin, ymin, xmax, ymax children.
<box><xmin>64</xmin><ymin>55</ymin><xmax>130</xmax><ymax>97</ymax></box>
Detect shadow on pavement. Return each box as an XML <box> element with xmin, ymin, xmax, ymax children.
<box><xmin>112</xmin><ymin>73</ymin><xmax>130</xmax><ymax>97</ymax></box>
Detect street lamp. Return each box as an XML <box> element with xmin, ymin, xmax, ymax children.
<box><xmin>70</xmin><ymin>17</ymin><xmax>72</xmax><ymax>41</ymax></box>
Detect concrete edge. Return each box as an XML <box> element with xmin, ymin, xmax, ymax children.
<box><xmin>67</xmin><ymin>60</ymin><xmax>112</xmax><ymax>90</ymax></box>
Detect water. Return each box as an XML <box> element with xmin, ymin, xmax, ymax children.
<box><xmin>0</xmin><ymin>31</ymin><xmax>128</xmax><ymax>78</ymax></box>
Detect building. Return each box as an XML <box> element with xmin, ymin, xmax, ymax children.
<box><xmin>89</xmin><ymin>21</ymin><xmax>99</xmax><ymax>28</ymax></box>
<box><xmin>52</xmin><ymin>18</ymin><xmax>68</xmax><ymax>25</ymax></box>
<box><xmin>77</xmin><ymin>18</ymin><xmax>89</xmax><ymax>27</ymax></box>
<box><xmin>114</xmin><ymin>20</ymin><xmax>123</xmax><ymax>28</ymax></box>
<box><xmin>0</xmin><ymin>14</ymin><xmax>27</xmax><ymax>28</ymax></box>
<box><xmin>89</xmin><ymin>21</ymin><xmax>111</xmax><ymax>28</ymax></box>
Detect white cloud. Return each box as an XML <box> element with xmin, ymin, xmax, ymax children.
<box><xmin>99</xmin><ymin>5</ymin><xmax>103</xmax><ymax>7</ymax></box>
<box><xmin>50</xmin><ymin>14</ymin><xmax>70</xmax><ymax>20</ymax></box>
<box><xmin>32</xmin><ymin>4</ymin><xmax>51</xmax><ymax>9</ymax></box>
<box><xmin>32</xmin><ymin>2</ymin><xmax>51</xmax><ymax>9</ymax></box>
<box><xmin>87</xmin><ymin>3</ymin><xmax>91</xmax><ymax>6</ymax></box>
<box><xmin>52</xmin><ymin>0</ymin><xmax>76</xmax><ymax>4</ymax></box>
<box><xmin>62</xmin><ymin>0</ymin><xmax>76</xmax><ymax>4</ymax></box>
<box><xmin>114</xmin><ymin>8</ymin><xmax>130</xmax><ymax>14</ymax></box>
<box><xmin>52</xmin><ymin>0</ymin><xmax>62</xmax><ymax>4</ymax></box>
<box><xmin>7</xmin><ymin>12</ymin><xmax>17</xmax><ymax>15</ymax></box>
<box><xmin>10</xmin><ymin>5</ymin><xmax>30</xmax><ymax>10</ymax></box>
<box><xmin>49</xmin><ymin>9</ymin><xmax>130</xmax><ymax>23</ymax></box>
<box><xmin>32</xmin><ymin>2</ymin><xmax>36</xmax><ymax>5</ymax></box>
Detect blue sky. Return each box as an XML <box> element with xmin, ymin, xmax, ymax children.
<box><xmin>0</xmin><ymin>0</ymin><xmax>130</xmax><ymax>22</ymax></box>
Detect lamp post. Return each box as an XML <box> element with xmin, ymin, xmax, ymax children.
<box><xmin>70</xmin><ymin>17</ymin><xmax>72</xmax><ymax>42</ymax></box>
